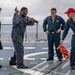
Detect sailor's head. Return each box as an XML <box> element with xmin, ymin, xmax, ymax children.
<box><xmin>20</xmin><ymin>7</ymin><xmax>28</xmax><ymax>17</ymax></box>
<box><xmin>50</xmin><ymin>8</ymin><xmax>57</xmax><ymax>17</ymax></box>
<box><xmin>65</xmin><ymin>8</ymin><xmax>75</xmax><ymax>18</ymax></box>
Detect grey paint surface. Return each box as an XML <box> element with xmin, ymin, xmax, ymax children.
<box><xmin>0</xmin><ymin>42</ymin><xmax>74</xmax><ymax>75</ymax></box>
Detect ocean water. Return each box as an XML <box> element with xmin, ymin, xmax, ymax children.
<box><xmin>1</xmin><ymin>24</ymin><xmax>73</xmax><ymax>42</ymax></box>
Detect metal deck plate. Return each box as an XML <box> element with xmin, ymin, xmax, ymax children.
<box><xmin>0</xmin><ymin>42</ymin><xmax>74</xmax><ymax>75</ymax></box>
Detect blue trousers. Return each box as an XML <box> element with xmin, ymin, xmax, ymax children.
<box><xmin>47</xmin><ymin>33</ymin><xmax>62</xmax><ymax>59</ymax></box>
<box><xmin>70</xmin><ymin>35</ymin><xmax>75</xmax><ymax>67</ymax></box>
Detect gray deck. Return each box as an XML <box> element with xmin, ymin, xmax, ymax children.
<box><xmin>0</xmin><ymin>41</ymin><xmax>74</xmax><ymax>75</ymax></box>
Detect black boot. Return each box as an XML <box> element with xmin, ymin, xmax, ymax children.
<box><xmin>17</xmin><ymin>65</ymin><xmax>28</xmax><ymax>69</ymax></box>
<box><xmin>47</xmin><ymin>58</ymin><xmax>54</xmax><ymax>61</ymax></box>
<box><xmin>9</xmin><ymin>57</ymin><xmax>16</xmax><ymax>66</ymax></box>
<box><xmin>71</xmin><ymin>66</ymin><xmax>75</xmax><ymax>69</ymax></box>
<box><xmin>9</xmin><ymin>59</ymin><xmax>16</xmax><ymax>66</ymax></box>
<box><xmin>58</xmin><ymin>59</ymin><xmax>62</xmax><ymax>61</ymax></box>
<box><xmin>9</xmin><ymin>52</ymin><xmax>16</xmax><ymax>66</ymax></box>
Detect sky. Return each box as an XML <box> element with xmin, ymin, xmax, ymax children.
<box><xmin>0</xmin><ymin>0</ymin><xmax>75</xmax><ymax>24</ymax></box>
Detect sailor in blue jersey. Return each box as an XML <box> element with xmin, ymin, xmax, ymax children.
<box><xmin>60</xmin><ymin>8</ymin><xmax>75</xmax><ymax>69</ymax></box>
<box><xmin>9</xmin><ymin>7</ymin><xmax>35</xmax><ymax>69</ymax></box>
<box><xmin>43</xmin><ymin>8</ymin><xmax>65</xmax><ymax>61</ymax></box>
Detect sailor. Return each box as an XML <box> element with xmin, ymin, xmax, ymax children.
<box><xmin>43</xmin><ymin>8</ymin><xmax>65</xmax><ymax>61</ymax></box>
<box><xmin>9</xmin><ymin>7</ymin><xmax>35</xmax><ymax>69</ymax></box>
<box><xmin>60</xmin><ymin>8</ymin><xmax>75</xmax><ymax>69</ymax></box>
<box><xmin>0</xmin><ymin>8</ymin><xmax>3</xmax><ymax>68</ymax></box>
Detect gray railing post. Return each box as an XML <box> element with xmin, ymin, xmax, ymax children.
<box><xmin>25</xmin><ymin>29</ymin><xmax>28</xmax><ymax>42</ymax></box>
<box><xmin>24</xmin><ymin>24</ymin><xmax>39</xmax><ymax>42</ymax></box>
<box><xmin>36</xmin><ymin>24</ymin><xmax>38</xmax><ymax>41</ymax></box>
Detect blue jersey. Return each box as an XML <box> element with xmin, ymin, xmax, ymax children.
<box><xmin>62</xmin><ymin>18</ymin><xmax>75</xmax><ymax>40</ymax></box>
<box><xmin>43</xmin><ymin>15</ymin><xmax>65</xmax><ymax>32</ymax></box>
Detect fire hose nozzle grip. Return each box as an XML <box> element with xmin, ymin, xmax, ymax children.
<box><xmin>34</xmin><ymin>20</ymin><xmax>39</xmax><ymax>24</ymax></box>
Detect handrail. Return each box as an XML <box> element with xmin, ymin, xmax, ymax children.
<box><xmin>1</xmin><ymin>23</ymin><xmax>47</xmax><ymax>42</ymax></box>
